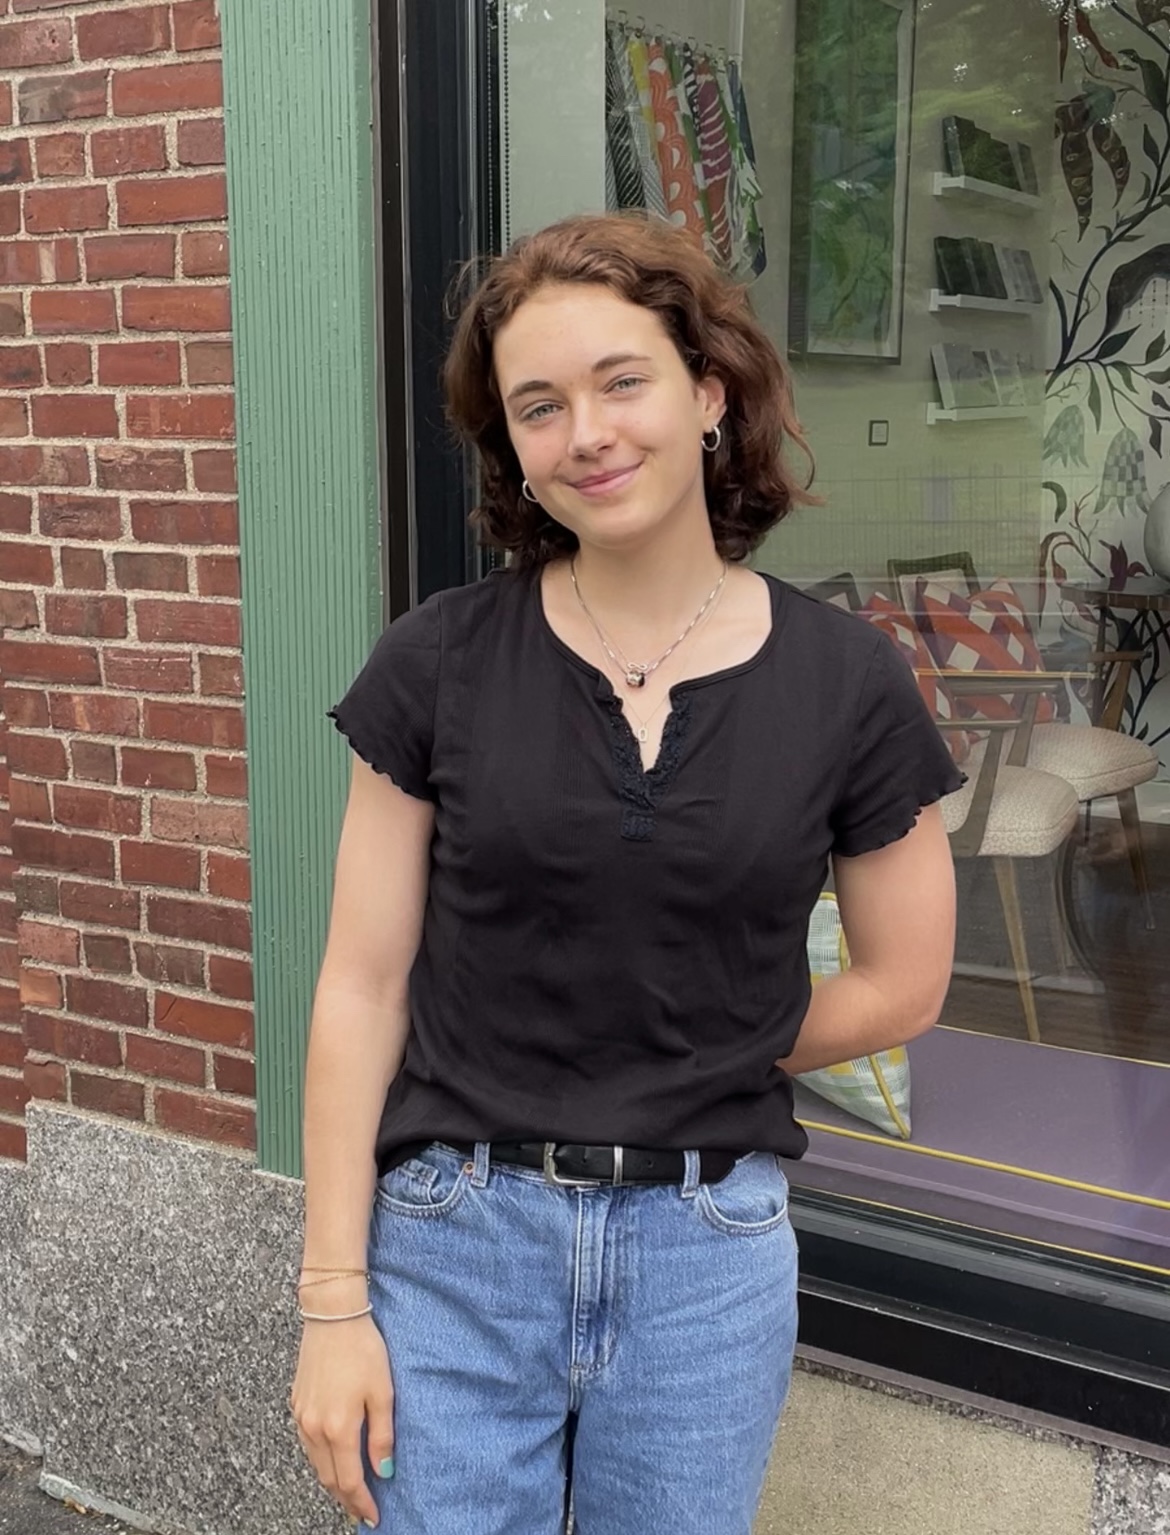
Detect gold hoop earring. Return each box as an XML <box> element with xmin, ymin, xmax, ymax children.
<box><xmin>522</xmin><ymin>480</ymin><xmax>540</xmax><ymax>503</ymax></box>
<box><xmin>702</xmin><ymin>425</ymin><xmax>722</xmax><ymax>453</ymax></box>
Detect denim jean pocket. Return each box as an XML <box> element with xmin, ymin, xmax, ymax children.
<box><xmin>694</xmin><ymin>1151</ymin><xmax>790</xmax><ymax>1236</ymax></box>
<box><xmin>375</xmin><ymin>1144</ymin><xmax>471</xmax><ymax>1220</ymax></box>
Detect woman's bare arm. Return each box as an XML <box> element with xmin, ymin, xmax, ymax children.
<box><xmin>777</xmin><ymin>803</ymin><xmax>956</xmax><ymax>1075</ymax></box>
<box><xmin>292</xmin><ymin>757</ymin><xmax>434</xmax><ymax>1528</ymax></box>
<box><xmin>301</xmin><ymin>754</ymin><xmax>435</xmax><ymax>1282</ymax></box>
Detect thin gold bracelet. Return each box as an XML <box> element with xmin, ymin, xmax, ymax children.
<box><xmin>298</xmin><ymin>1272</ymin><xmax>371</xmax><ymax>1292</ymax></box>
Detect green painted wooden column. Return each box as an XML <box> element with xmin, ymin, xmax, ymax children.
<box><xmin>220</xmin><ymin>0</ymin><xmax>384</xmax><ymax>1176</ymax></box>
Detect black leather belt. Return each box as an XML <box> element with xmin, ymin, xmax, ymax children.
<box><xmin>385</xmin><ymin>1139</ymin><xmax>740</xmax><ymax>1187</ymax></box>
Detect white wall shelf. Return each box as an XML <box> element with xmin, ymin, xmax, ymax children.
<box><xmin>930</xmin><ymin>289</ymin><xmax>1044</xmax><ymax>315</ymax></box>
<box><xmin>927</xmin><ymin>404</ymin><xmax>1033</xmax><ymax>424</ymax></box>
<box><xmin>932</xmin><ymin>172</ymin><xmax>1043</xmax><ymax>212</ymax></box>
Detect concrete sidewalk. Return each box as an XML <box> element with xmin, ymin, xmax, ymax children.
<box><xmin>0</xmin><ymin>1444</ymin><xmax>135</xmax><ymax>1535</ymax></box>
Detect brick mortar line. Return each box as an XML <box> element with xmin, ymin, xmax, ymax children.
<box><xmin>2</xmin><ymin>630</ymin><xmax>243</xmax><ymax>645</ymax></box>
<box><xmin>5</xmin><ymin>341</ymin><xmax>234</xmax><ymax>352</ymax></box>
<box><xmin>16</xmin><ymin>593</ymin><xmax>244</xmax><ymax>617</ymax></box>
<box><xmin>0</xmin><ymin>532</ymin><xmax>241</xmax><ymax>551</ymax></box>
<box><xmin>0</xmin><ymin>380</ymin><xmax>235</xmax><ymax>390</ymax></box>
<box><xmin>3</xmin><ymin>685</ymin><xmax>244</xmax><ymax>702</ymax></box>
<box><xmin>29</xmin><ymin>1000</ymin><xmax>252</xmax><ymax>1032</ymax></box>
<box><xmin>42</xmin><ymin>1065</ymin><xmax>255</xmax><ymax>1101</ymax></box>
<box><xmin>8</xmin><ymin>764</ymin><xmax>244</xmax><ymax>795</ymax></box>
<box><xmin>17</xmin><ymin>922</ymin><xmax>252</xmax><ymax>960</ymax></box>
<box><xmin>17</xmin><ymin>847</ymin><xmax>249</xmax><ymax>870</ymax></box>
<box><xmin>0</xmin><ymin>44</ymin><xmax>223</xmax><ymax>76</ymax></box>
<box><xmin>5</xmin><ymin>108</ymin><xmax>225</xmax><ymax>137</ymax></box>
<box><xmin>12</xmin><ymin>227</ymin><xmax>229</xmax><ymax>237</ymax></box>
<box><xmin>0</xmin><ymin>0</ymin><xmax>216</xmax><ymax>14</ymax></box>
<box><xmin>0</xmin><ymin>555</ymin><xmax>239</xmax><ymax>573</ymax></box>
<box><xmin>1</xmin><ymin>489</ymin><xmax>239</xmax><ymax>503</ymax></box>
<box><xmin>20</xmin><ymin>982</ymin><xmax>253</xmax><ymax>1006</ymax></box>
<box><xmin>8</xmin><ymin>158</ymin><xmax>225</xmax><ymax>179</ymax></box>
<box><xmin>0</xmin><ymin>433</ymin><xmax>235</xmax><ymax>449</ymax></box>
<box><xmin>5</xmin><ymin>746</ymin><xmax>244</xmax><ymax>773</ymax></box>
<box><xmin>11</xmin><ymin>250</ymin><xmax>229</xmax><ymax>282</ymax></box>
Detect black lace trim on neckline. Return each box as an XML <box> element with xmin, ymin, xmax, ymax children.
<box><xmin>602</xmin><ymin>691</ymin><xmax>694</xmax><ymax>841</ymax></box>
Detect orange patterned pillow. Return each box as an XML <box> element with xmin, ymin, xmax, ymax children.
<box><xmin>913</xmin><ymin>579</ymin><xmax>1056</xmax><ymax>724</ymax></box>
<box><xmin>857</xmin><ymin>592</ymin><xmax>972</xmax><ymax>765</ymax></box>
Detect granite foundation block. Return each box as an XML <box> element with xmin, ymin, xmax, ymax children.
<box><xmin>15</xmin><ymin>1102</ymin><xmax>348</xmax><ymax>1535</ymax></box>
<box><xmin>0</xmin><ymin>1157</ymin><xmax>36</xmax><ymax>1456</ymax></box>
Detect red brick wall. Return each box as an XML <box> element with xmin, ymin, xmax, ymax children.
<box><xmin>0</xmin><ymin>0</ymin><xmax>254</xmax><ymax>1163</ymax></box>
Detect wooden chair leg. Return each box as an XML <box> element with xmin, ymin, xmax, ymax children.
<box><xmin>1054</xmin><ymin>832</ymin><xmax>1099</xmax><ymax>981</ymax></box>
<box><xmin>1047</xmin><ymin>839</ymin><xmax>1076</xmax><ymax>976</ymax></box>
<box><xmin>1115</xmin><ymin>788</ymin><xmax>1156</xmax><ymax>930</ymax></box>
<box><xmin>992</xmin><ymin>856</ymin><xmax>1042</xmax><ymax>1043</ymax></box>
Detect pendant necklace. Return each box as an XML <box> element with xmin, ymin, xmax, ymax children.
<box><xmin>623</xmin><ymin>690</ymin><xmax>672</xmax><ymax>746</ymax></box>
<box><xmin>570</xmin><ymin>557</ymin><xmax>729</xmax><ymax>689</ymax></box>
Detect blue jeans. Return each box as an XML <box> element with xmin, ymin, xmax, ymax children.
<box><xmin>362</xmin><ymin>1140</ymin><xmax>799</xmax><ymax>1535</ymax></box>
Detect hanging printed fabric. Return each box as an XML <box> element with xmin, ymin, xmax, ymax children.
<box><xmin>721</xmin><ymin>55</ymin><xmax>767</xmax><ymax>278</ymax></box>
<box><xmin>605</xmin><ymin>23</ymin><xmax>644</xmax><ymax>212</ymax></box>
<box><xmin>626</xmin><ymin>31</ymin><xmax>663</xmax><ymax>192</ymax></box>
<box><xmin>646</xmin><ymin>35</ymin><xmax>709</xmax><ymax>243</ymax></box>
<box><xmin>602</xmin><ymin>16</ymin><xmax>765</xmax><ymax>279</ymax></box>
<box><xmin>690</xmin><ymin>47</ymin><xmax>734</xmax><ymax>266</ymax></box>
<box><xmin>608</xmin><ymin>22</ymin><xmax>668</xmax><ymax>218</ymax></box>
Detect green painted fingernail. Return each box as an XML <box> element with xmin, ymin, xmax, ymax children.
<box><xmin>378</xmin><ymin>1457</ymin><xmax>395</xmax><ymax>1479</ymax></box>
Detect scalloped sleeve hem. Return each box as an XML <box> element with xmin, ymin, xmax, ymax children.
<box><xmin>830</xmin><ymin>633</ymin><xmax>969</xmax><ymax>859</ymax></box>
<box><xmin>832</xmin><ymin>769</ymin><xmax>968</xmax><ymax>859</ymax></box>
<box><xmin>327</xmin><ymin>708</ymin><xmax>435</xmax><ymax>803</ymax></box>
<box><xmin>327</xmin><ymin>592</ymin><xmax>442</xmax><ymax>804</ymax></box>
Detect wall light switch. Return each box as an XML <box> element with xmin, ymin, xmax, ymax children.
<box><xmin>868</xmin><ymin>420</ymin><xmax>890</xmax><ymax>446</ymax></box>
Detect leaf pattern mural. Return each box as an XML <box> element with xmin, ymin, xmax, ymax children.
<box><xmin>1055</xmin><ymin>96</ymin><xmax>1094</xmax><ymax>236</ymax></box>
<box><xmin>1044</xmin><ymin>404</ymin><xmax>1090</xmax><ymax>467</ymax></box>
<box><xmin>1045</xmin><ymin>2</ymin><xmax>1170</xmax><ymax>762</ymax></box>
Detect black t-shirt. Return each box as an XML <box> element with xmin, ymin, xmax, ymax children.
<box><xmin>330</xmin><ymin>567</ymin><xmax>965</xmax><ymax>1175</ymax></box>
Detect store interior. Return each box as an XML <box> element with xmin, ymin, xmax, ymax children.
<box><xmin>499</xmin><ymin>0</ymin><xmax>1170</xmax><ymax>1269</ymax></box>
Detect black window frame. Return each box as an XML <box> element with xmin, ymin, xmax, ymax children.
<box><xmin>378</xmin><ymin>0</ymin><xmax>501</xmax><ymax>613</ymax></box>
<box><xmin>375</xmin><ymin>0</ymin><xmax>1170</xmax><ymax>1451</ymax></box>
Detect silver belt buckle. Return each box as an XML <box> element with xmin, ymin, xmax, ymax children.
<box><xmin>542</xmin><ymin>1142</ymin><xmax>608</xmax><ymax>1187</ymax></box>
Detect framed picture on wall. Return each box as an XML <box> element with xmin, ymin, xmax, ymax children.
<box><xmin>787</xmin><ymin>0</ymin><xmax>917</xmax><ymax>363</ymax></box>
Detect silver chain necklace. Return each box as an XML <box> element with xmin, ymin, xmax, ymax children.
<box><xmin>623</xmin><ymin>689</ymin><xmax>672</xmax><ymax>746</ymax></box>
<box><xmin>569</xmin><ymin>557</ymin><xmax>729</xmax><ymax>689</ymax></box>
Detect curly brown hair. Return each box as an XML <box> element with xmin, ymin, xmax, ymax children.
<box><xmin>443</xmin><ymin>211</ymin><xmax>818</xmax><ymax>568</ymax></box>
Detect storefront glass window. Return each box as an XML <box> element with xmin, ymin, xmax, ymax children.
<box><xmin>493</xmin><ymin>0</ymin><xmax>1170</xmax><ymax>1276</ymax></box>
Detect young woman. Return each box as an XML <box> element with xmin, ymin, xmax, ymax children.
<box><xmin>290</xmin><ymin>212</ymin><xmax>962</xmax><ymax>1535</ymax></box>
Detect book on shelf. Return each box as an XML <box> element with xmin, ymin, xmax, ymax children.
<box><xmin>970</xmin><ymin>239</ymin><xmax>1009</xmax><ymax>299</ymax></box>
<box><xmin>1014</xmin><ymin>248</ymin><xmax>1043</xmax><ymax>303</ymax></box>
<box><xmin>1010</xmin><ymin>141</ymin><xmax>1039</xmax><ymax>195</ymax></box>
<box><xmin>987</xmin><ymin>347</ymin><xmax>1027</xmax><ymax>405</ymax></box>
<box><xmin>934</xmin><ymin>235</ymin><xmax>978</xmax><ymax>295</ymax></box>
<box><xmin>932</xmin><ymin>342</ymin><xmax>1001</xmax><ymax>410</ymax></box>
<box><xmin>941</xmin><ymin>115</ymin><xmax>1021</xmax><ymax>189</ymax></box>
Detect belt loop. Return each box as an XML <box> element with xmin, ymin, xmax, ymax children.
<box><xmin>681</xmin><ymin>1148</ymin><xmax>701</xmax><ymax>1200</ymax></box>
<box><xmin>471</xmin><ymin>1141</ymin><xmax>491</xmax><ymax>1187</ymax></box>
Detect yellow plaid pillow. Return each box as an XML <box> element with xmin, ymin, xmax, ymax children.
<box><xmin>797</xmin><ymin>893</ymin><xmax>912</xmax><ymax>1139</ymax></box>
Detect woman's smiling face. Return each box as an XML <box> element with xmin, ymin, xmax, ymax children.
<box><xmin>493</xmin><ymin>283</ymin><xmax>725</xmax><ymax>553</ymax></box>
